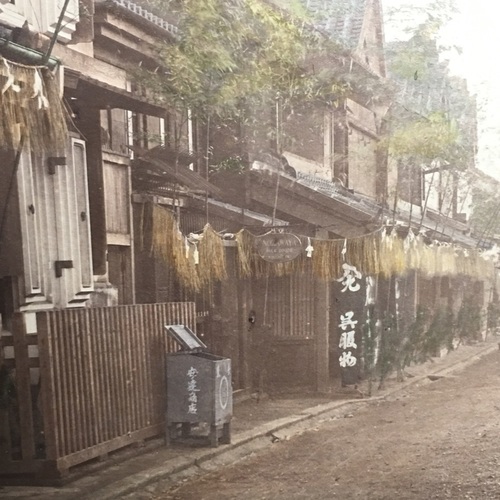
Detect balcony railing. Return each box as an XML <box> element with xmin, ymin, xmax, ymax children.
<box><xmin>109</xmin><ymin>0</ymin><xmax>179</xmax><ymax>35</ymax></box>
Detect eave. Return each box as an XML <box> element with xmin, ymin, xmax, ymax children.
<box><xmin>211</xmin><ymin>170</ymin><xmax>382</xmax><ymax>238</ymax></box>
<box><xmin>131</xmin><ymin>145</ymin><xmax>223</xmax><ymax>197</ymax></box>
<box><xmin>187</xmin><ymin>196</ymin><xmax>288</xmax><ymax>228</ymax></box>
<box><xmin>64</xmin><ymin>68</ymin><xmax>168</xmax><ymax>117</ymax></box>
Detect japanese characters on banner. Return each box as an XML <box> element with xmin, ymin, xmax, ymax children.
<box><xmin>335</xmin><ymin>260</ymin><xmax>365</xmax><ymax>386</ymax></box>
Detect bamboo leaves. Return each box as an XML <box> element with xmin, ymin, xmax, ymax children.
<box><xmin>138</xmin><ymin>0</ymin><xmax>346</xmax><ymax>124</ymax></box>
<box><xmin>386</xmin><ymin>112</ymin><xmax>459</xmax><ymax>162</ymax></box>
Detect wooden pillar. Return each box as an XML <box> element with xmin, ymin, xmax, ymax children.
<box><xmin>78</xmin><ymin>106</ymin><xmax>107</xmax><ymax>275</ymax></box>
<box><xmin>219</xmin><ymin>247</ymin><xmax>240</xmax><ymax>387</ymax></box>
<box><xmin>315</xmin><ymin>229</ymin><xmax>330</xmax><ymax>393</ymax></box>
<box><xmin>11</xmin><ymin>314</ymin><xmax>35</xmax><ymax>461</ymax></box>
<box><xmin>238</xmin><ymin>276</ymin><xmax>251</xmax><ymax>390</ymax></box>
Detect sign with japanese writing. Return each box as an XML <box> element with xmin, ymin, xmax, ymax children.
<box><xmin>334</xmin><ymin>263</ymin><xmax>365</xmax><ymax>386</ymax></box>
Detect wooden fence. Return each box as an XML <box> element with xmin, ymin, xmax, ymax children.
<box><xmin>0</xmin><ymin>302</ymin><xmax>196</xmax><ymax>484</ymax></box>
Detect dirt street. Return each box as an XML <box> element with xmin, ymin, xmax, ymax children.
<box><xmin>156</xmin><ymin>350</ymin><xmax>500</xmax><ymax>499</ymax></box>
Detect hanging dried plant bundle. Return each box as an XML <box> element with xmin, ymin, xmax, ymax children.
<box><xmin>347</xmin><ymin>235</ymin><xmax>381</xmax><ymax>276</ymax></box>
<box><xmin>235</xmin><ymin>229</ymin><xmax>256</xmax><ymax>278</ymax></box>
<box><xmin>146</xmin><ymin>208</ymin><xmax>496</xmax><ymax>288</ymax></box>
<box><xmin>0</xmin><ymin>57</ymin><xmax>68</xmax><ymax>153</ymax></box>
<box><xmin>236</xmin><ymin>230</ymin><xmax>307</xmax><ymax>278</ymax></box>
<box><xmin>237</xmin><ymin>229</ymin><xmax>384</xmax><ymax>280</ymax></box>
<box><xmin>149</xmin><ymin>203</ymin><xmax>201</xmax><ymax>291</ymax></box>
<box><xmin>379</xmin><ymin>229</ymin><xmax>406</xmax><ymax>277</ymax></box>
<box><xmin>419</xmin><ymin>243</ymin><xmax>437</xmax><ymax>277</ymax></box>
<box><xmin>408</xmin><ymin>236</ymin><xmax>495</xmax><ymax>281</ymax></box>
<box><xmin>266</xmin><ymin>253</ymin><xmax>306</xmax><ymax>278</ymax></box>
<box><xmin>439</xmin><ymin>245</ymin><xmax>456</xmax><ymax>276</ymax></box>
<box><xmin>312</xmin><ymin>239</ymin><xmax>343</xmax><ymax>279</ymax></box>
<box><xmin>198</xmin><ymin>224</ymin><xmax>227</xmax><ymax>284</ymax></box>
<box><xmin>406</xmin><ymin>232</ymin><xmax>422</xmax><ymax>270</ymax></box>
<box><xmin>148</xmin><ymin>204</ymin><xmax>233</xmax><ymax>291</ymax></box>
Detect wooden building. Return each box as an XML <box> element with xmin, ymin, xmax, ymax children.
<box><xmin>0</xmin><ymin>0</ymin><xmax>493</xmax><ymax>484</ymax></box>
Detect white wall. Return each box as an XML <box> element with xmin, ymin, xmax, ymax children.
<box><xmin>0</xmin><ymin>0</ymin><xmax>80</xmax><ymax>42</ymax></box>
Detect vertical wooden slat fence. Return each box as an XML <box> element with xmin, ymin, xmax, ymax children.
<box><xmin>0</xmin><ymin>302</ymin><xmax>195</xmax><ymax>483</ymax></box>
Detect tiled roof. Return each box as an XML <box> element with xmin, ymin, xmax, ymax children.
<box><xmin>296</xmin><ymin>171</ymin><xmax>382</xmax><ymax>216</ymax></box>
<box><xmin>302</xmin><ymin>0</ymin><xmax>366</xmax><ymax>48</ymax></box>
<box><xmin>296</xmin><ymin>170</ymin><xmax>476</xmax><ymax>246</ymax></box>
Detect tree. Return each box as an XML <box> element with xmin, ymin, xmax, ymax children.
<box><xmin>382</xmin><ymin>9</ymin><xmax>477</xmax><ymax>226</ymax></box>
<box><xmin>384</xmin><ymin>14</ymin><xmax>475</xmax><ymax>168</ymax></box>
<box><xmin>138</xmin><ymin>1</ymin><xmax>346</xmax><ymax>156</ymax></box>
<box><xmin>135</xmin><ymin>0</ymin><xmax>400</xmax><ymax>192</ymax></box>
<box><xmin>469</xmin><ymin>177</ymin><xmax>500</xmax><ymax>245</ymax></box>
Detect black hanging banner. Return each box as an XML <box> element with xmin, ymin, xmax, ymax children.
<box><xmin>333</xmin><ymin>262</ymin><xmax>366</xmax><ymax>386</ymax></box>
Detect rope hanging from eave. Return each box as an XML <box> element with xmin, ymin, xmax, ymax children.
<box><xmin>0</xmin><ymin>57</ymin><xmax>68</xmax><ymax>153</ymax></box>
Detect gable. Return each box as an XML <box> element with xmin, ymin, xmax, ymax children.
<box><xmin>302</xmin><ymin>0</ymin><xmax>386</xmax><ymax>77</ymax></box>
<box><xmin>303</xmin><ymin>0</ymin><xmax>366</xmax><ymax>48</ymax></box>
<box><xmin>355</xmin><ymin>0</ymin><xmax>386</xmax><ymax>77</ymax></box>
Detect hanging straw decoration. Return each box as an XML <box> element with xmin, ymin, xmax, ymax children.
<box><xmin>439</xmin><ymin>244</ymin><xmax>457</xmax><ymax>276</ymax></box>
<box><xmin>379</xmin><ymin>228</ymin><xmax>406</xmax><ymax>277</ymax></box>
<box><xmin>198</xmin><ymin>224</ymin><xmax>228</xmax><ymax>285</ymax></box>
<box><xmin>405</xmin><ymin>230</ymin><xmax>422</xmax><ymax>271</ymax></box>
<box><xmin>236</xmin><ymin>228</ymin><xmax>384</xmax><ymax>281</ymax></box>
<box><xmin>146</xmin><ymin>204</ymin><xmax>230</xmax><ymax>291</ymax></box>
<box><xmin>149</xmin><ymin>203</ymin><xmax>200</xmax><ymax>291</ymax></box>
<box><xmin>347</xmin><ymin>234</ymin><xmax>381</xmax><ymax>276</ymax></box>
<box><xmin>235</xmin><ymin>229</ymin><xmax>258</xmax><ymax>278</ymax></box>
<box><xmin>312</xmin><ymin>238</ymin><xmax>344</xmax><ymax>280</ymax></box>
<box><xmin>419</xmin><ymin>241</ymin><xmax>435</xmax><ymax>277</ymax></box>
<box><xmin>145</xmin><ymin>205</ymin><xmax>496</xmax><ymax>287</ymax></box>
<box><xmin>235</xmin><ymin>230</ymin><xmax>308</xmax><ymax>279</ymax></box>
<box><xmin>0</xmin><ymin>57</ymin><xmax>68</xmax><ymax>153</ymax></box>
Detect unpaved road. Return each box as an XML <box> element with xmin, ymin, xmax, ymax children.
<box><xmin>157</xmin><ymin>350</ymin><xmax>500</xmax><ymax>499</ymax></box>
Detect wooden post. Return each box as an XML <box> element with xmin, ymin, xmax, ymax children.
<box><xmin>36</xmin><ymin>312</ymin><xmax>58</xmax><ymax>462</ymax></box>
<box><xmin>219</xmin><ymin>247</ymin><xmax>240</xmax><ymax>386</ymax></box>
<box><xmin>11</xmin><ymin>313</ymin><xmax>36</xmax><ymax>461</ymax></box>
<box><xmin>0</xmin><ymin>332</ymin><xmax>13</xmax><ymax>462</ymax></box>
<box><xmin>238</xmin><ymin>277</ymin><xmax>251</xmax><ymax>390</ymax></box>
<box><xmin>314</xmin><ymin>229</ymin><xmax>330</xmax><ymax>393</ymax></box>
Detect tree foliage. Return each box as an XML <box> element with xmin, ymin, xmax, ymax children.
<box><xmin>138</xmin><ymin>0</ymin><xmax>347</xmax><ymax>124</ymax></box>
<box><xmin>384</xmin><ymin>12</ymin><xmax>476</xmax><ymax>171</ymax></box>
<box><xmin>470</xmin><ymin>186</ymin><xmax>500</xmax><ymax>241</ymax></box>
<box><xmin>385</xmin><ymin>112</ymin><xmax>458</xmax><ymax>163</ymax></box>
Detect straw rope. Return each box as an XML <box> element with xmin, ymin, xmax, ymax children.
<box><xmin>236</xmin><ymin>227</ymin><xmax>496</xmax><ymax>282</ymax></box>
<box><xmin>143</xmin><ymin>202</ymin><xmax>496</xmax><ymax>288</ymax></box>
<box><xmin>0</xmin><ymin>57</ymin><xmax>68</xmax><ymax>153</ymax></box>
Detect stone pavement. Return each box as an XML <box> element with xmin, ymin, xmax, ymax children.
<box><xmin>1</xmin><ymin>339</ymin><xmax>498</xmax><ymax>500</ymax></box>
